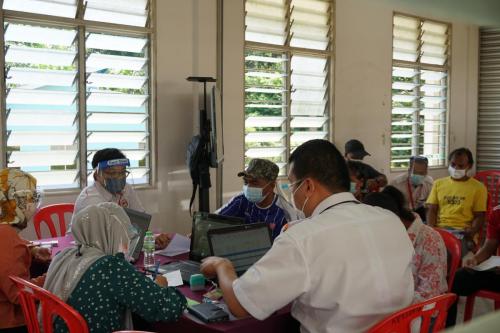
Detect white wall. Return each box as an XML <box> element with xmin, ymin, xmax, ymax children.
<box><xmin>334</xmin><ymin>0</ymin><xmax>479</xmax><ymax>182</ymax></box>
<box><xmin>22</xmin><ymin>0</ymin><xmax>480</xmax><ymax>240</ymax></box>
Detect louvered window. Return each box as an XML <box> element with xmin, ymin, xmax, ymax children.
<box><xmin>0</xmin><ymin>0</ymin><xmax>152</xmax><ymax>190</ymax></box>
<box><xmin>244</xmin><ymin>0</ymin><xmax>333</xmax><ymax>174</ymax></box>
<box><xmin>477</xmin><ymin>28</ymin><xmax>500</xmax><ymax>170</ymax></box>
<box><xmin>391</xmin><ymin>14</ymin><xmax>450</xmax><ymax>169</ymax></box>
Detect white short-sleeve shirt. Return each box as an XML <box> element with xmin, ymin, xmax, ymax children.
<box><xmin>390</xmin><ymin>173</ymin><xmax>434</xmax><ymax>210</ymax></box>
<box><xmin>233</xmin><ymin>192</ymin><xmax>415</xmax><ymax>333</ymax></box>
<box><xmin>74</xmin><ymin>181</ymin><xmax>145</xmax><ymax>214</ymax></box>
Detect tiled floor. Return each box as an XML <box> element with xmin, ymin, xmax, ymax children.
<box><xmin>455</xmin><ymin>296</ymin><xmax>495</xmax><ymax>324</ymax></box>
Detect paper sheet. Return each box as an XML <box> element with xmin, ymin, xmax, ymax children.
<box><xmin>472</xmin><ymin>256</ymin><xmax>500</xmax><ymax>271</ymax></box>
<box><xmin>156</xmin><ymin>234</ymin><xmax>191</xmax><ymax>257</ymax></box>
<box><xmin>163</xmin><ymin>269</ymin><xmax>184</xmax><ymax>287</ymax></box>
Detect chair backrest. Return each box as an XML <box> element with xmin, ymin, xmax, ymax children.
<box><xmin>474</xmin><ymin>170</ymin><xmax>500</xmax><ymax>217</ymax></box>
<box><xmin>33</xmin><ymin>203</ymin><xmax>75</xmax><ymax>239</ymax></box>
<box><xmin>9</xmin><ymin>275</ymin><xmax>88</xmax><ymax>333</ymax></box>
<box><xmin>434</xmin><ymin>228</ymin><xmax>462</xmax><ymax>291</ymax></box>
<box><xmin>367</xmin><ymin>293</ymin><xmax>457</xmax><ymax>333</ymax></box>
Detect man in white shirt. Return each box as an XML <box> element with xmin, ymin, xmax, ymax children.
<box><xmin>390</xmin><ymin>156</ymin><xmax>433</xmax><ymax>221</ymax></box>
<box><xmin>74</xmin><ymin>148</ymin><xmax>170</xmax><ymax>249</ymax></box>
<box><xmin>201</xmin><ymin>139</ymin><xmax>415</xmax><ymax>333</ymax></box>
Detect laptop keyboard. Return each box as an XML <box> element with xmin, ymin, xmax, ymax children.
<box><xmin>162</xmin><ymin>260</ymin><xmax>201</xmax><ymax>282</ymax></box>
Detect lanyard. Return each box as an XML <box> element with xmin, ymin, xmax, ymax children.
<box><xmin>406</xmin><ymin>178</ymin><xmax>415</xmax><ymax>211</ymax></box>
<box><xmin>319</xmin><ymin>200</ymin><xmax>360</xmax><ymax>215</ymax></box>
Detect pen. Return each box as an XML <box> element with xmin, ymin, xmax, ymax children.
<box><xmin>152</xmin><ymin>261</ymin><xmax>160</xmax><ymax>280</ymax></box>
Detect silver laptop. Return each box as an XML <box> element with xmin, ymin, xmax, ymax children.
<box><xmin>123</xmin><ymin>208</ymin><xmax>152</xmax><ymax>262</ymax></box>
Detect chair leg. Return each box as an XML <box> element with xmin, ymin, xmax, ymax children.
<box><xmin>464</xmin><ymin>296</ymin><xmax>475</xmax><ymax>322</ymax></box>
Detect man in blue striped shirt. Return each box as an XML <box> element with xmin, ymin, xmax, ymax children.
<box><xmin>216</xmin><ymin>159</ymin><xmax>289</xmax><ymax>241</ymax></box>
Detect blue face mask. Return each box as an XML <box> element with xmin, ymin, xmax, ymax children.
<box><xmin>243</xmin><ymin>184</ymin><xmax>269</xmax><ymax>203</ymax></box>
<box><xmin>410</xmin><ymin>174</ymin><xmax>425</xmax><ymax>186</ymax></box>
<box><xmin>105</xmin><ymin>178</ymin><xmax>126</xmax><ymax>194</ymax></box>
<box><xmin>349</xmin><ymin>182</ymin><xmax>357</xmax><ymax>193</ymax></box>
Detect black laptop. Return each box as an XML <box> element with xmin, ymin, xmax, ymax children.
<box><xmin>207</xmin><ymin>223</ymin><xmax>272</xmax><ymax>275</ymax></box>
<box><xmin>160</xmin><ymin>212</ymin><xmax>244</xmax><ymax>282</ymax></box>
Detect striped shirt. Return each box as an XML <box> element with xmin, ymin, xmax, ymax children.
<box><xmin>216</xmin><ymin>193</ymin><xmax>287</xmax><ymax>240</ymax></box>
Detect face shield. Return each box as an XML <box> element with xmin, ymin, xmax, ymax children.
<box><xmin>96</xmin><ymin>158</ymin><xmax>133</xmax><ymax>194</ymax></box>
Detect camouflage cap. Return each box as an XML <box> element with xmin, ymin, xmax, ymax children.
<box><xmin>237</xmin><ymin>159</ymin><xmax>279</xmax><ymax>182</ymax></box>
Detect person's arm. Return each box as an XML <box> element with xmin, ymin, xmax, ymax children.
<box><xmin>464</xmin><ymin>239</ymin><xmax>499</xmax><ymax>267</ymax></box>
<box><xmin>0</xmin><ymin>240</ymin><xmax>30</xmax><ymax>305</ymax></box>
<box><xmin>113</xmin><ymin>255</ymin><xmax>187</xmax><ymax>322</ymax></box>
<box><xmin>464</xmin><ymin>212</ymin><xmax>485</xmax><ymax>238</ymax></box>
<box><xmin>427</xmin><ymin>204</ymin><xmax>439</xmax><ymax>227</ymax></box>
<box><xmin>201</xmin><ymin>234</ymin><xmax>308</xmax><ymax>320</ymax></box>
<box><xmin>200</xmin><ymin>257</ymin><xmax>249</xmax><ymax>318</ymax></box>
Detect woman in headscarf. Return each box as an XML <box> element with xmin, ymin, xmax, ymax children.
<box><xmin>0</xmin><ymin>168</ymin><xmax>48</xmax><ymax>333</ymax></box>
<box><xmin>44</xmin><ymin>202</ymin><xmax>186</xmax><ymax>333</ymax></box>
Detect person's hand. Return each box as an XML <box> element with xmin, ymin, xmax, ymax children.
<box><xmin>155</xmin><ymin>275</ymin><xmax>168</xmax><ymax>287</ymax></box>
<box><xmin>464</xmin><ymin>256</ymin><xmax>479</xmax><ymax>268</ymax></box>
<box><xmin>463</xmin><ymin>227</ymin><xmax>476</xmax><ymax>238</ymax></box>
<box><xmin>31</xmin><ymin>273</ymin><xmax>46</xmax><ymax>287</ymax></box>
<box><xmin>31</xmin><ymin>246</ymin><xmax>51</xmax><ymax>264</ymax></box>
<box><xmin>155</xmin><ymin>233</ymin><xmax>171</xmax><ymax>250</ymax></box>
<box><xmin>200</xmin><ymin>257</ymin><xmax>233</xmax><ymax>279</ymax></box>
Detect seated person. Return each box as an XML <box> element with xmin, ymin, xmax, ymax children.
<box><xmin>201</xmin><ymin>140</ymin><xmax>414</xmax><ymax>332</ymax></box>
<box><xmin>427</xmin><ymin>148</ymin><xmax>487</xmax><ymax>255</ymax></box>
<box><xmin>44</xmin><ymin>203</ymin><xmax>187</xmax><ymax>333</ymax></box>
<box><xmin>390</xmin><ymin>156</ymin><xmax>434</xmax><ymax>221</ymax></box>
<box><xmin>344</xmin><ymin>139</ymin><xmax>388</xmax><ymax>189</ymax></box>
<box><xmin>446</xmin><ymin>205</ymin><xmax>500</xmax><ymax>327</ymax></box>
<box><xmin>364</xmin><ymin>186</ymin><xmax>448</xmax><ymax>303</ymax></box>
<box><xmin>347</xmin><ymin>160</ymin><xmax>384</xmax><ymax>200</ymax></box>
<box><xmin>216</xmin><ymin>159</ymin><xmax>298</xmax><ymax>240</ymax></box>
<box><xmin>0</xmin><ymin>168</ymin><xmax>51</xmax><ymax>333</ymax></box>
<box><xmin>74</xmin><ymin>148</ymin><xmax>170</xmax><ymax>249</ymax></box>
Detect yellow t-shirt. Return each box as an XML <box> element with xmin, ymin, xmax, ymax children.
<box><xmin>426</xmin><ymin>176</ymin><xmax>487</xmax><ymax>230</ymax></box>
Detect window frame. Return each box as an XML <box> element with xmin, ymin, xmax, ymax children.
<box><xmin>390</xmin><ymin>12</ymin><xmax>452</xmax><ymax>171</ymax></box>
<box><xmin>243</xmin><ymin>0</ymin><xmax>335</xmax><ymax>176</ymax></box>
<box><xmin>0</xmin><ymin>0</ymin><xmax>157</xmax><ymax>193</ymax></box>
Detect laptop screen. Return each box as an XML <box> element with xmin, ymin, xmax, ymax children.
<box><xmin>208</xmin><ymin>223</ymin><xmax>272</xmax><ymax>273</ymax></box>
<box><xmin>124</xmin><ymin>208</ymin><xmax>152</xmax><ymax>261</ymax></box>
<box><xmin>190</xmin><ymin>212</ymin><xmax>245</xmax><ymax>261</ymax></box>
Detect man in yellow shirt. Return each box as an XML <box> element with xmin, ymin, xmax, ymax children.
<box><xmin>427</xmin><ymin>148</ymin><xmax>487</xmax><ymax>255</ymax></box>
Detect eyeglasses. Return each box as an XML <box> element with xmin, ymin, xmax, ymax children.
<box><xmin>102</xmin><ymin>170</ymin><xmax>130</xmax><ymax>179</ymax></box>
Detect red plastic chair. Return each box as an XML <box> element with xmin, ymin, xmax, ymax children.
<box><xmin>464</xmin><ymin>290</ymin><xmax>500</xmax><ymax>322</ymax></box>
<box><xmin>474</xmin><ymin>170</ymin><xmax>500</xmax><ymax>217</ymax></box>
<box><xmin>434</xmin><ymin>228</ymin><xmax>462</xmax><ymax>291</ymax></box>
<box><xmin>367</xmin><ymin>293</ymin><xmax>457</xmax><ymax>333</ymax></box>
<box><xmin>9</xmin><ymin>275</ymin><xmax>88</xmax><ymax>333</ymax></box>
<box><xmin>33</xmin><ymin>203</ymin><xmax>75</xmax><ymax>239</ymax></box>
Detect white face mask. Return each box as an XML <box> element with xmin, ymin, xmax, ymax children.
<box><xmin>290</xmin><ymin>179</ymin><xmax>309</xmax><ymax>219</ymax></box>
<box><xmin>448</xmin><ymin>166</ymin><xmax>467</xmax><ymax>179</ymax></box>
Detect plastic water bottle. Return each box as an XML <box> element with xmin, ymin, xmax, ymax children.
<box><xmin>143</xmin><ymin>231</ymin><xmax>155</xmax><ymax>269</ymax></box>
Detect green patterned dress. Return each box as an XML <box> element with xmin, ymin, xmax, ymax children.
<box><xmin>54</xmin><ymin>253</ymin><xmax>186</xmax><ymax>333</ymax></box>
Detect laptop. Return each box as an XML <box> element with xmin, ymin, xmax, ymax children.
<box><xmin>161</xmin><ymin>212</ymin><xmax>244</xmax><ymax>282</ymax></box>
<box><xmin>208</xmin><ymin>223</ymin><xmax>272</xmax><ymax>275</ymax></box>
<box><xmin>123</xmin><ymin>208</ymin><xmax>152</xmax><ymax>262</ymax></box>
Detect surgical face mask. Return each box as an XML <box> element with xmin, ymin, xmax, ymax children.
<box><xmin>410</xmin><ymin>174</ymin><xmax>425</xmax><ymax>186</ymax></box>
<box><xmin>105</xmin><ymin>178</ymin><xmax>126</xmax><ymax>194</ymax></box>
<box><xmin>290</xmin><ymin>180</ymin><xmax>309</xmax><ymax>217</ymax></box>
<box><xmin>448</xmin><ymin>166</ymin><xmax>467</xmax><ymax>180</ymax></box>
<box><xmin>349</xmin><ymin>182</ymin><xmax>357</xmax><ymax>193</ymax></box>
<box><xmin>243</xmin><ymin>183</ymin><xmax>270</xmax><ymax>203</ymax></box>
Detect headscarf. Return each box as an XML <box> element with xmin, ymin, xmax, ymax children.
<box><xmin>0</xmin><ymin>168</ymin><xmax>38</xmax><ymax>225</ymax></box>
<box><xmin>44</xmin><ymin>202</ymin><xmax>139</xmax><ymax>302</ymax></box>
